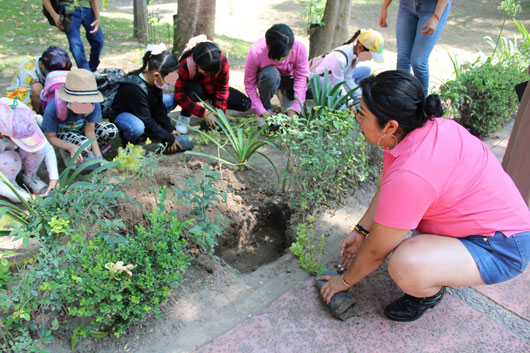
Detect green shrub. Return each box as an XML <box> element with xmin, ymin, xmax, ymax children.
<box><xmin>0</xmin><ymin>143</ymin><xmax>227</xmax><ymax>351</ymax></box>
<box><xmin>439</xmin><ymin>61</ymin><xmax>527</xmax><ymax>138</ymax></box>
<box><xmin>174</xmin><ymin>165</ymin><xmax>229</xmax><ymax>253</ymax></box>
<box><xmin>274</xmin><ymin>107</ymin><xmax>371</xmax><ymax>212</ymax></box>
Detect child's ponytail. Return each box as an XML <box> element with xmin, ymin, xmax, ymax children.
<box><xmin>128</xmin><ymin>51</ymin><xmax>152</xmax><ymax>76</ymax></box>
<box><xmin>343</xmin><ymin>30</ymin><xmax>361</xmax><ymax>45</ymax></box>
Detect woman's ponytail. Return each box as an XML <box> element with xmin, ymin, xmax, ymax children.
<box><xmin>425</xmin><ymin>94</ymin><xmax>444</xmax><ymax>118</ymax></box>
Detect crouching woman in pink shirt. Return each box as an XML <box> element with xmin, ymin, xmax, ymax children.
<box><xmin>319</xmin><ymin>70</ymin><xmax>530</xmax><ymax>322</ymax></box>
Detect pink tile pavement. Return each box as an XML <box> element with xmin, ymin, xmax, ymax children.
<box><xmin>472</xmin><ymin>270</ymin><xmax>530</xmax><ymax>320</ymax></box>
<box><xmin>199</xmin><ymin>272</ymin><xmax>529</xmax><ymax>353</ymax></box>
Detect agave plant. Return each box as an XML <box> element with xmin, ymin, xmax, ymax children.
<box><xmin>184</xmin><ymin>103</ymin><xmax>280</xmax><ymax>182</ymax></box>
<box><xmin>308</xmin><ymin>70</ymin><xmax>360</xmax><ymax>110</ymax></box>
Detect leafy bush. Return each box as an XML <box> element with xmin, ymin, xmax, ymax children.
<box><xmin>0</xmin><ymin>142</ymin><xmax>228</xmax><ymax>351</ymax></box>
<box><xmin>274</xmin><ymin>107</ymin><xmax>371</xmax><ymax>212</ymax></box>
<box><xmin>174</xmin><ymin>165</ymin><xmax>229</xmax><ymax>253</ymax></box>
<box><xmin>289</xmin><ymin>215</ymin><xmax>326</xmax><ymax>275</ymax></box>
<box><xmin>439</xmin><ymin>61</ymin><xmax>527</xmax><ymax>138</ymax></box>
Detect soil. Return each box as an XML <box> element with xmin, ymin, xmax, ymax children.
<box><xmin>1</xmin><ymin>0</ymin><xmax>529</xmax><ymax>352</ymax></box>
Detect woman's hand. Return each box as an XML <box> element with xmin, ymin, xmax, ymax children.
<box><xmin>318</xmin><ymin>275</ymin><xmax>351</xmax><ymax>305</ymax></box>
<box><xmin>171</xmin><ymin>129</ymin><xmax>181</xmax><ymax>136</ymax></box>
<box><xmin>421</xmin><ymin>16</ymin><xmax>438</xmax><ymax>35</ymax></box>
<box><xmin>339</xmin><ymin>231</ymin><xmax>364</xmax><ymax>268</ymax></box>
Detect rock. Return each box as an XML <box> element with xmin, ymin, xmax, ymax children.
<box><xmin>314</xmin><ymin>268</ymin><xmax>357</xmax><ymax>321</ymax></box>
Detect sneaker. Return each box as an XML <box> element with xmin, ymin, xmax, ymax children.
<box><xmin>23</xmin><ymin>174</ymin><xmax>47</xmax><ymax>194</ymax></box>
<box><xmin>176</xmin><ymin>115</ymin><xmax>191</xmax><ymax>134</ymax></box>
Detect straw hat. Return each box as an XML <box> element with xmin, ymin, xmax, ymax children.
<box><xmin>57</xmin><ymin>68</ymin><xmax>103</xmax><ymax>103</ymax></box>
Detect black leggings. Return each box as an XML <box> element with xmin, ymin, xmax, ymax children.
<box><xmin>181</xmin><ymin>82</ymin><xmax>251</xmax><ymax>116</ymax></box>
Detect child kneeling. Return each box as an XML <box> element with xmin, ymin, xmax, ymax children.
<box><xmin>0</xmin><ymin>98</ymin><xmax>59</xmax><ymax>202</ymax></box>
<box><xmin>41</xmin><ymin>68</ymin><xmax>117</xmax><ymax>166</ymax></box>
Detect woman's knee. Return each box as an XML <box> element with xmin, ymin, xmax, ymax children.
<box><xmin>388</xmin><ymin>237</ymin><xmax>430</xmax><ymax>287</ymax></box>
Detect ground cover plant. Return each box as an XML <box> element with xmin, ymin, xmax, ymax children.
<box><xmin>0</xmin><ymin>141</ymin><xmax>228</xmax><ymax>352</ymax></box>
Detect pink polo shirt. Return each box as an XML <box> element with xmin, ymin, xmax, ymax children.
<box><xmin>374</xmin><ymin>118</ymin><xmax>530</xmax><ymax>237</ymax></box>
<box><xmin>244</xmin><ymin>37</ymin><xmax>309</xmax><ymax>116</ymax></box>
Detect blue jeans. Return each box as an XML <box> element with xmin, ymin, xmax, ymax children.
<box><xmin>64</xmin><ymin>6</ymin><xmax>104</xmax><ymax>72</ymax></box>
<box><xmin>114</xmin><ymin>112</ymin><xmax>194</xmax><ymax>151</ymax></box>
<box><xmin>460</xmin><ymin>231</ymin><xmax>530</xmax><ymax>285</ymax></box>
<box><xmin>396</xmin><ymin>0</ymin><xmax>451</xmax><ymax>96</ymax></box>
<box><xmin>114</xmin><ymin>112</ymin><xmax>144</xmax><ymax>143</ymax></box>
<box><xmin>351</xmin><ymin>65</ymin><xmax>372</xmax><ymax>109</ymax></box>
<box><xmin>163</xmin><ymin>93</ymin><xmax>176</xmax><ymax>113</ymax></box>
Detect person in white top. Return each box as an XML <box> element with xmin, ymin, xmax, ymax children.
<box><xmin>309</xmin><ymin>29</ymin><xmax>385</xmax><ymax>110</ymax></box>
<box><xmin>0</xmin><ymin>98</ymin><xmax>58</xmax><ymax>202</ymax></box>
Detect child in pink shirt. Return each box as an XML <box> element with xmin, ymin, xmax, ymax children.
<box><xmin>244</xmin><ymin>24</ymin><xmax>309</xmax><ymax>126</ymax></box>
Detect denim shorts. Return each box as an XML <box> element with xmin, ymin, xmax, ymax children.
<box><xmin>459</xmin><ymin>231</ymin><xmax>530</xmax><ymax>285</ymax></box>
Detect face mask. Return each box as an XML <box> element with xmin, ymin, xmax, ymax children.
<box><xmin>154</xmin><ymin>80</ymin><xmax>170</xmax><ymax>90</ymax></box>
<box><xmin>357</xmin><ymin>51</ymin><xmax>372</xmax><ymax>62</ymax></box>
<box><xmin>68</xmin><ymin>102</ymin><xmax>95</xmax><ymax>115</ymax></box>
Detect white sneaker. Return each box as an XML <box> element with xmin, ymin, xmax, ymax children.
<box><xmin>23</xmin><ymin>174</ymin><xmax>47</xmax><ymax>194</ymax></box>
<box><xmin>176</xmin><ymin>115</ymin><xmax>191</xmax><ymax>134</ymax></box>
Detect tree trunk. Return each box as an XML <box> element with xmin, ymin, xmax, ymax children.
<box><xmin>173</xmin><ymin>0</ymin><xmax>216</xmax><ymax>55</ymax></box>
<box><xmin>309</xmin><ymin>0</ymin><xmax>352</xmax><ymax>58</ymax></box>
<box><xmin>133</xmin><ymin>0</ymin><xmax>149</xmax><ymax>44</ymax></box>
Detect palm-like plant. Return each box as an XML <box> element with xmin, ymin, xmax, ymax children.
<box><xmin>184</xmin><ymin>103</ymin><xmax>280</xmax><ymax>182</ymax></box>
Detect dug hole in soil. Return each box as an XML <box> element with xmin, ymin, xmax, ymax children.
<box><xmin>40</xmin><ymin>134</ymin><xmax>373</xmax><ymax>353</ymax></box>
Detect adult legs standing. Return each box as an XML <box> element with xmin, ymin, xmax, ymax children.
<box><xmin>82</xmin><ymin>7</ymin><xmax>104</xmax><ymax>72</ymax></box>
<box><xmin>65</xmin><ymin>7</ymin><xmax>104</xmax><ymax>72</ymax></box>
<box><xmin>396</xmin><ymin>0</ymin><xmax>451</xmax><ymax>96</ymax></box>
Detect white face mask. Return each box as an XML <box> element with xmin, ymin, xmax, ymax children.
<box><xmin>357</xmin><ymin>51</ymin><xmax>372</xmax><ymax>62</ymax></box>
<box><xmin>154</xmin><ymin>80</ymin><xmax>170</xmax><ymax>90</ymax></box>
<box><xmin>68</xmin><ymin>102</ymin><xmax>95</xmax><ymax>115</ymax></box>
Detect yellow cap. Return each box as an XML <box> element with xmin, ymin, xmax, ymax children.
<box><xmin>358</xmin><ymin>29</ymin><xmax>385</xmax><ymax>63</ymax></box>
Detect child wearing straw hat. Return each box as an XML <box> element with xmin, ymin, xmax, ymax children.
<box><xmin>41</xmin><ymin>68</ymin><xmax>117</xmax><ymax>166</ymax></box>
<box><xmin>0</xmin><ymin>98</ymin><xmax>59</xmax><ymax>202</ymax></box>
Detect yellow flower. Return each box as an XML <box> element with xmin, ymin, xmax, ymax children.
<box><xmin>105</xmin><ymin>261</ymin><xmax>137</xmax><ymax>280</ymax></box>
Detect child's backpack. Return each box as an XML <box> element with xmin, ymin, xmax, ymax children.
<box><xmin>308</xmin><ymin>49</ymin><xmax>349</xmax><ymax>76</ymax></box>
<box><xmin>40</xmin><ymin>70</ymin><xmax>69</xmax><ymax>121</ymax></box>
<box><xmin>95</xmin><ymin>68</ymin><xmax>149</xmax><ymax>120</ymax></box>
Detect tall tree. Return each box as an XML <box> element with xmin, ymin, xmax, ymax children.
<box><xmin>173</xmin><ymin>0</ymin><xmax>216</xmax><ymax>55</ymax></box>
<box><xmin>133</xmin><ymin>0</ymin><xmax>149</xmax><ymax>44</ymax></box>
<box><xmin>309</xmin><ymin>0</ymin><xmax>352</xmax><ymax>58</ymax></box>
